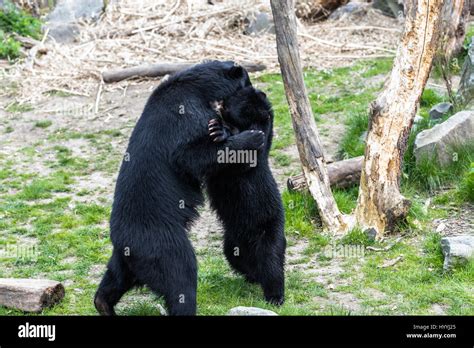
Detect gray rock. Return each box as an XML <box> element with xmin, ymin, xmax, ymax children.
<box><xmin>414</xmin><ymin>111</ymin><xmax>474</xmax><ymax>166</ymax></box>
<box><xmin>46</xmin><ymin>0</ymin><xmax>104</xmax><ymax>43</ymax></box>
<box><xmin>429</xmin><ymin>102</ymin><xmax>453</xmax><ymax>120</ymax></box>
<box><xmin>364</xmin><ymin>228</ymin><xmax>377</xmax><ymax>242</ymax></box>
<box><xmin>372</xmin><ymin>0</ymin><xmax>404</xmax><ymax>18</ymax></box>
<box><xmin>244</xmin><ymin>12</ymin><xmax>275</xmax><ymax>35</ymax></box>
<box><xmin>359</xmin><ymin>130</ymin><xmax>368</xmax><ymax>144</ymax></box>
<box><xmin>227</xmin><ymin>306</ymin><xmax>278</xmax><ymax>316</ymax></box>
<box><xmin>441</xmin><ymin>235</ymin><xmax>474</xmax><ymax>271</ymax></box>
<box><xmin>329</xmin><ymin>2</ymin><xmax>368</xmax><ymax>20</ymax></box>
<box><xmin>458</xmin><ymin>41</ymin><xmax>474</xmax><ymax>107</ymax></box>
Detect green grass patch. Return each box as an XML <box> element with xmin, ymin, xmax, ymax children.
<box><xmin>6</xmin><ymin>101</ymin><xmax>33</xmax><ymax>113</ymax></box>
<box><xmin>35</xmin><ymin>120</ymin><xmax>52</xmax><ymax>128</ymax></box>
<box><xmin>282</xmin><ymin>190</ymin><xmax>319</xmax><ymax>237</ymax></box>
<box><xmin>0</xmin><ymin>2</ymin><xmax>42</xmax><ymax>39</ymax></box>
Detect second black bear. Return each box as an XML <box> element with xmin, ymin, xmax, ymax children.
<box><xmin>206</xmin><ymin>87</ymin><xmax>286</xmax><ymax>305</ymax></box>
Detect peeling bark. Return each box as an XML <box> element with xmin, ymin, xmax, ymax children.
<box><xmin>354</xmin><ymin>0</ymin><xmax>444</xmax><ymax>237</ymax></box>
<box><xmin>270</xmin><ymin>0</ymin><xmax>351</xmax><ymax>234</ymax></box>
<box><xmin>440</xmin><ymin>0</ymin><xmax>469</xmax><ymax>59</ymax></box>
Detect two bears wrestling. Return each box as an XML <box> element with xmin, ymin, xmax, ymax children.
<box><xmin>94</xmin><ymin>61</ymin><xmax>286</xmax><ymax>316</ymax></box>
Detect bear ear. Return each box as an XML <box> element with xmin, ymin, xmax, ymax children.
<box><xmin>227</xmin><ymin>64</ymin><xmax>244</xmax><ymax>79</ymax></box>
<box><xmin>258</xmin><ymin>90</ymin><xmax>267</xmax><ymax>99</ymax></box>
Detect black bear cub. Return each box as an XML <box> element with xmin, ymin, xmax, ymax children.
<box><xmin>95</xmin><ymin>62</ymin><xmax>266</xmax><ymax>316</ymax></box>
<box><xmin>207</xmin><ymin>87</ymin><xmax>286</xmax><ymax>305</ymax></box>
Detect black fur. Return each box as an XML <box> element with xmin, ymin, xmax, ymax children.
<box><xmin>94</xmin><ymin>61</ymin><xmax>265</xmax><ymax>316</ymax></box>
<box><xmin>206</xmin><ymin>87</ymin><xmax>286</xmax><ymax>305</ymax></box>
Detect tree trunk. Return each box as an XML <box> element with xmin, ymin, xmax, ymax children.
<box><xmin>0</xmin><ymin>278</ymin><xmax>65</xmax><ymax>313</ymax></box>
<box><xmin>270</xmin><ymin>0</ymin><xmax>351</xmax><ymax>234</ymax></box>
<box><xmin>354</xmin><ymin>0</ymin><xmax>444</xmax><ymax>237</ymax></box>
<box><xmin>440</xmin><ymin>0</ymin><xmax>469</xmax><ymax>59</ymax></box>
<box><xmin>287</xmin><ymin>156</ymin><xmax>363</xmax><ymax>191</ymax></box>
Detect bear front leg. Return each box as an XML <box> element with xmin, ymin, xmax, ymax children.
<box><xmin>174</xmin><ymin>128</ymin><xmax>264</xmax><ymax>179</ymax></box>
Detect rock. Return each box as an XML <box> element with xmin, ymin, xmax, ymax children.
<box><xmin>372</xmin><ymin>0</ymin><xmax>404</xmax><ymax>18</ymax></box>
<box><xmin>458</xmin><ymin>41</ymin><xmax>474</xmax><ymax>107</ymax></box>
<box><xmin>329</xmin><ymin>2</ymin><xmax>368</xmax><ymax>20</ymax></box>
<box><xmin>441</xmin><ymin>235</ymin><xmax>474</xmax><ymax>271</ymax></box>
<box><xmin>46</xmin><ymin>0</ymin><xmax>104</xmax><ymax>43</ymax></box>
<box><xmin>436</xmin><ymin>222</ymin><xmax>447</xmax><ymax>233</ymax></box>
<box><xmin>244</xmin><ymin>12</ymin><xmax>275</xmax><ymax>35</ymax></box>
<box><xmin>429</xmin><ymin>102</ymin><xmax>453</xmax><ymax>120</ymax></box>
<box><xmin>359</xmin><ymin>130</ymin><xmax>368</xmax><ymax>144</ymax></box>
<box><xmin>227</xmin><ymin>306</ymin><xmax>278</xmax><ymax>316</ymax></box>
<box><xmin>414</xmin><ymin>111</ymin><xmax>474</xmax><ymax>166</ymax></box>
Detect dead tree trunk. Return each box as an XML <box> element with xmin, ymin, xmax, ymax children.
<box><xmin>270</xmin><ymin>0</ymin><xmax>351</xmax><ymax>234</ymax></box>
<box><xmin>440</xmin><ymin>0</ymin><xmax>469</xmax><ymax>59</ymax></box>
<box><xmin>354</xmin><ymin>0</ymin><xmax>444</xmax><ymax>237</ymax></box>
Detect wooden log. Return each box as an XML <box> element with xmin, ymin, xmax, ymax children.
<box><xmin>354</xmin><ymin>0</ymin><xmax>444</xmax><ymax>237</ymax></box>
<box><xmin>270</xmin><ymin>0</ymin><xmax>351</xmax><ymax>235</ymax></box>
<box><xmin>288</xmin><ymin>156</ymin><xmax>363</xmax><ymax>191</ymax></box>
<box><xmin>102</xmin><ymin>62</ymin><xmax>267</xmax><ymax>83</ymax></box>
<box><xmin>0</xmin><ymin>278</ymin><xmax>65</xmax><ymax>313</ymax></box>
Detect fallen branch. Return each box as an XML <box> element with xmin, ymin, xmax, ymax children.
<box><xmin>287</xmin><ymin>156</ymin><xmax>363</xmax><ymax>191</ymax></box>
<box><xmin>102</xmin><ymin>62</ymin><xmax>267</xmax><ymax>83</ymax></box>
<box><xmin>0</xmin><ymin>278</ymin><xmax>65</xmax><ymax>313</ymax></box>
<box><xmin>378</xmin><ymin>255</ymin><xmax>404</xmax><ymax>268</ymax></box>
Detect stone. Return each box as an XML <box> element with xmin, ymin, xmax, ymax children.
<box><xmin>372</xmin><ymin>0</ymin><xmax>404</xmax><ymax>18</ymax></box>
<box><xmin>429</xmin><ymin>102</ymin><xmax>453</xmax><ymax>120</ymax></box>
<box><xmin>329</xmin><ymin>2</ymin><xmax>368</xmax><ymax>20</ymax></box>
<box><xmin>436</xmin><ymin>222</ymin><xmax>447</xmax><ymax>233</ymax></box>
<box><xmin>227</xmin><ymin>306</ymin><xmax>278</xmax><ymax>316</ymax></box>
<box><xmin>244</xmin><ymin>12</ymin><xmax>275</xmax><ymax>35</ymax></box>
<box><xmin>359</xmin><ymin>130</ymin><xmax>368</xmax><ymax>144</ymax></box>
<box><xmin>441</xmin><ymin>235</ymin><xmax>474</xmax><ymax>271</ymax></box>
<box><xmin>458</xmin><ymin>40</ymin><xmax>474</xmax><ymax>107</ymax></box>
<box><xmin>414</xmin><ymin>111</ymin><xmax>474</xmax><ymax>166</ymax></box>
<box><xmin>364</xmin><ymin>228</ymin><xmax>377</xmax><ymax>242</ymax></box>
<box><xmin>46</xmin><ymin>0</ymin><xmax>104</xmax><ymax>43</ymax></box>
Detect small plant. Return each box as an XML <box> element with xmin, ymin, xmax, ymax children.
<box><xmin>6</xmin><ymin>101</ymin><xmax>33</xmax><ymax>113</ymax></box>
<box><xmin>0</xmin><ymin>2</ymin><xmax>42</xmax><ymax>39</ymax></box>
<box><xmin>338</xmin><ymin>111</ymin><xmax>369</xmax><ymax>159</ymax></box>
<box><xmin>0</xmin><ymin>29</ymin><xmax>20</xmax><ymax>59</ymax></box>
<box><xmin>0</xmin><ymin>1</ymin><xmax>43</xmax><ymax>59</ymax></box>
<box><xmin>340</xmin><ymin>227</ymin><xmax>374</xmax><ymax>246</ymax></box>
<box><xmin>35</xmin><ymin>120</ymin><xmax>52</xmax><ymax>128</ymax></box>
<box><xmin>459</xmin><ymin>162</ymin><xmax>474</xmax><ymax>203</ymax></box>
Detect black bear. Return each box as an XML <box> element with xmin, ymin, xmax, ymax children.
<box><xmin>94</xmin><ymin>61</ymin><xmax>266</xmax><ymax>316</ymax></box>
<box><xmin>206</xmin><ymin>86</ymin><xmax>286</xmax><ymax>305</ymax></box>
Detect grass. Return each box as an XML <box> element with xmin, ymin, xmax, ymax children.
<box><xmin>0</xmin><ymin>1</ymin><xmax>42</xmax><ymax>59</ymax></box>
<box><xmin>35</xmin><ymin>120</ymin><xmax>53</xmax><ymax>128</ymax></box>
<box><xmin>6</xmin><ymin>101</ymin><xmax>33</xmax><ymax>113</ymax></box>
